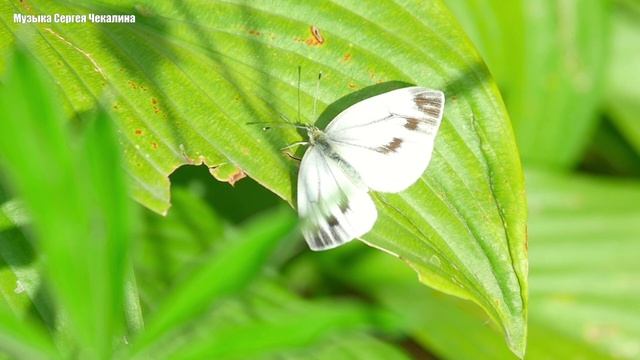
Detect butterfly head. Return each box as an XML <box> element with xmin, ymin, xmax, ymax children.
<box><xmin>305</xmin><ymin>125</ymin><xmax>324</xmax><ymax>145</ymax></box>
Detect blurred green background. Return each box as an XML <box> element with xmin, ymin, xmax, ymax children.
<box><xmin>1</xmin><ymin>0</ymin><xmax>639</xmax><ymax>359</ymax></box>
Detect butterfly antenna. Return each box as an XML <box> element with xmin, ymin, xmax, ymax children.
<box><xmin>297</xmin><ymin>65</ymin><xmax>302</xmax><ymax>123</ymax></box>
<box><xmin>245</xmin><ymin>121</ymin><xmax>308</xmax><ymax>130</ymax></box>
<box><xmin>312</xmin><ymin>71</ymin><xmax>322</xmax><ymax>120</ymax></box>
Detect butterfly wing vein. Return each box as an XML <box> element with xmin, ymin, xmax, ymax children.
<box><xmin>297</xmin><ymin>147</ymin><xmax>377</xmax><ymax>250</ymax></box>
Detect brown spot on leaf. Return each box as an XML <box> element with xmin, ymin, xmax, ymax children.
<box><xmin>248</xmin><ymin>29</ymin><xmax>261</xmax><ymax>36</ymax></box>
<box><xmin>151</xmin><ymin>142</ymin><xmax>158</xmax><ymax>150</ymax></box>
<box><xmin>348</xmin><ymin>81</ymin><xmax>357</xmax><ymax>90</ymax></box>
<box><xmin>134</xmin><ymin>129</ymin><xmax>143</xmax><ymax>136</ymax></box>
<box><xmin>210</xmin><ymin>164</ymin><xmax>247</xmax><ymax>186</ymax></box>
<box><xmin>151</xmin><ymin>98</ymin><xmax>158</xmax><ymax>105</ymax></box>
<box><xmin>305</xmin><ymin>25</ymin><xmax>325</xmax><ymax>46</ymax></box>
<box><xmin>311</xmin><ymin>25</ymin><xmax>324</xmax><ymax>44</ymax></box>
<box><xmin>128</xmin><ymin>80</ymin><xmax>138</xmax><ymax>89</ymax></box>
<box><xmin>342</xmin><ymin>53</ymin><xmax>352</xmax><ymax>62</ymax></box>
<box><xmin>227</xmin><ymin>169</ymin><xmax>246</xmax><ymax>186</ymax></box>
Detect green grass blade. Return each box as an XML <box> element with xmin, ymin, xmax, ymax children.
<box><xmin>0</xmin><ymin>1</ymin><xmax>528</xmax><ymax>354</ymax></box>
<box><xmin>124</xmin><ymin>268</ymin><xmax>145</xmax><ymax>337</ymax></box>
<box><xmin>0</xmin><ymin>47</ymin><xmax>132</xmax><ymax>358</ymax></box>
<box><xmin>0</xmin><ymin>304</ymin><xmax>58</xmax><ymax>360</ymax></box>
<box><xmin>131</xmin><ymin>207</ymin><xmax>296</xmax><ymax>355</ymax></box>
<box><xmin>79</xmin><ymin>102</ymin><xmax>134</xmax><ymax>356</ymax></box>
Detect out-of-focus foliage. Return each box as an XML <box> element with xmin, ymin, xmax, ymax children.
<box><xmin>0</xmin><ymin>46</ymin><xmax>131</xmax><ymax>359</ymax></box>
<box><xmin>606</xmin><ymin>5</ymin><xmax>640</xmax><ymax>156</ymax></box>
<box><xmin>133</xmin><ymin>187</ymin><xmax>409</xmax><ymax>360</ymax></box>
<box><xmin>445</xmin><ymin>0</ymin><xmax>609</xmax><ymax>169</ymax></box>
<box><xmin>318</xmin><ymin>170</ymin><xmax>640</xmax><ymax>360</ymax></box>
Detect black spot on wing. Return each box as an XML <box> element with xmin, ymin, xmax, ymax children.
<box><xmin>327</xmin><ymin>219</ymin><xmax>342</xmax><ymax>242</ymax></box>
<box><xmin>414</xmin><ymin>92</ymin><xmax>443</xmax><ymax>119</ymax></box>
<box><xmin>314</xmin><ymin>229</ymin><xmax>331</xmax><ymax>248</ymax></box>
<box><xmin>376</xmin><ymin>137</ymin><xmax>403</xmax><ymax>154</ymax></box>
<box><xmin>404</xmin><ymin>117</ymin><xmax>420</xmax><ymax>130</ymax></box>
<box><xmin>309</xmin><ymin>222</ymin><xmax>346</xmax><ymax>250</ymax></box>
<box><xmin>338</xmin><ymin>197</ymin><xmax>350</xmax><ymax>214</ymax></box>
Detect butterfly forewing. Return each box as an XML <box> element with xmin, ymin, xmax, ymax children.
<box><xmin>297</xmin><ymin>146</ymin><xmax>377</xmax><ymax>250</ymax></box>
<box><xmin>324</xmin><ymin>87</ymin><xmax>444</xmax><ymax>193</ymax></box>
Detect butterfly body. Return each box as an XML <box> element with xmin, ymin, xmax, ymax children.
<box><xmin>296</xmin><ymin>86</ymin><xmax>445</xmax><ymax>250</ymax></box>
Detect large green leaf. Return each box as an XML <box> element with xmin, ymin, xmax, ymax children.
<box><xmin>606</xmin><ymin>4</ymin><xmax>640</xmax><ymax>156</ymax></box>
<box><xmin>0</xmin><ymin>0</ymin><xmax>527</xmax><ymax>355</ymax></box>
<box><xmin>339</xmin><ymin>170</ymin><xmax>640</xmax><ymax>359</ymax></box>
<box><xmin>445</xmin><ymin>0</ymin><xmax>609</xmax><ymax>168</ymax></box>
<box><xmin>0</xmin><ymin>47</ymin><xmax>132</xmax><ymax>359</ymax></box>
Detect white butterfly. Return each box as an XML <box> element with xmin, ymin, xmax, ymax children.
<box><xmin>295</xmin><ymin>86</ymin><xmax>445</xmax><ymax>251</ymax></box>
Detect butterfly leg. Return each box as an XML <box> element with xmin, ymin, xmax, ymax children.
<box><xmin>280</xmin><ymin>141</ymin><xmax>308</xmax><ymax>151</ymax></box>
<box><xmin>284</xmin><ymin>152</ymin><xmax>302</xmax><ymax>161</ymax></box>
<box><xmin>281</xmin><ymin>141</ymin><xmax>307</xmax><ymax>162</ymax></box>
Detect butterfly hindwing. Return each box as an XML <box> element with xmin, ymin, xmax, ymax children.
<box><xmin>324</xmin><ymin>87</ymin><xmax>444</xmax><ymax>193</ymax></box>
<box><xmin>297</xmin><ymin>146</ymin><xmax>377</xmax><ymax>251</ymax></box>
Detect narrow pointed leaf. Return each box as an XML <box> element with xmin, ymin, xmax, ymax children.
<box><xmin>0</xmin><ymin>47</ymin><xmax>131</xmax><ymax>359</ymax></box>
<box><xmin>132</xmin><ymin>207</ymin><xmax>296</xmax><ymax>355</ymax></box>
<box><xmin>0</xmin><ymin>304</ymin><xmax>59</xmax><ymax>360</ymax></box>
